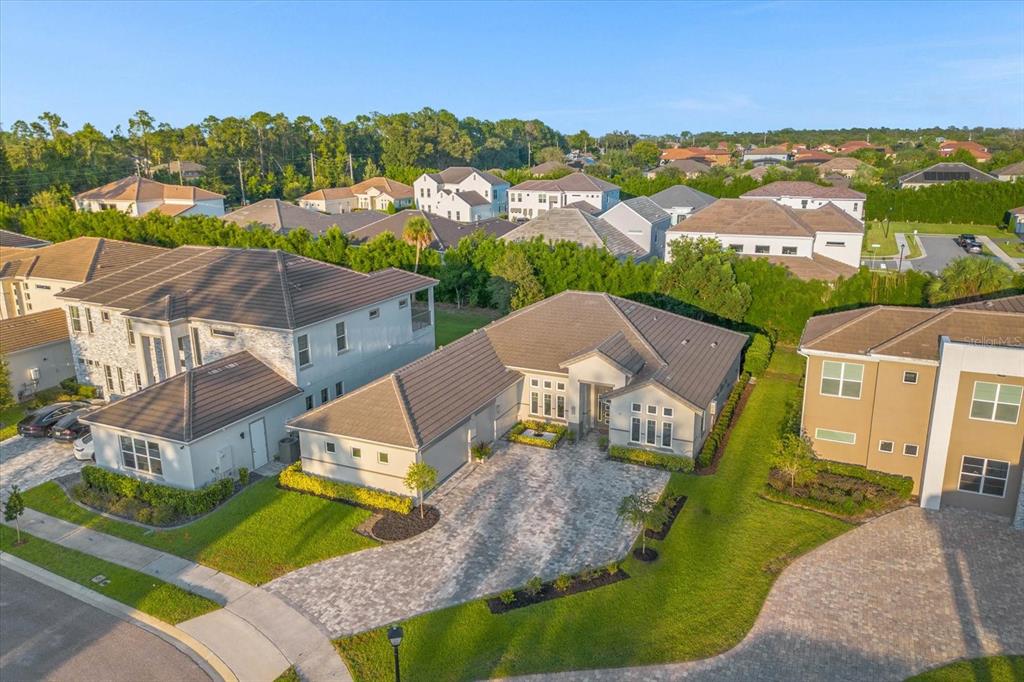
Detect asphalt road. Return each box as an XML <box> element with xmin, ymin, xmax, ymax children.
<box><xmin>914</xmin><ymin>235</ymin><xmax>990</xmax><ymax>275</ymax></box>
<box><xmin>0</xmin><ymin>567</ymin><xmax>209</xmax><ymax>682</ymax></box>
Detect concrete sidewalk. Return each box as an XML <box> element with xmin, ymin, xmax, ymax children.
<box><xmin>12</xmin><ymin>508</ymin><xmax>351</xmax><ymax>682</ymax></box>
<box><xmin>977</xmin><ymin>235</ymin><xmax>1023</xmax><ymax>272</ymax></box>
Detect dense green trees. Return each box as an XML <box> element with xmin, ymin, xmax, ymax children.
<box><xmin>860</xmin><ymin>181</ymin><xmax>1024</xmax><ymax>225</ymax></box>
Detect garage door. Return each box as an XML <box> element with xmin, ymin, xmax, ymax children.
<box><xmin>427</xmin><ymin>422</ymin><xmax>471</xmax><ymax>483</ymax></box>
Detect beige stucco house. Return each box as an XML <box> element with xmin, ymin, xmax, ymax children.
<box><xmin>799</xmin><ymin>296</ymin><xmax>1024</xmax><ymax>526</ymax></box>
<box><xmin>288</xmin><ymin>291</ymin><xmax>746</xmax><ymax>495</ymax></box>
<box><xmin>0</xmin><ymin>308</ymin><xmax>74</xmax><ymax>401</ymax></box>
<box><xmin>73</xmin><ymin>175</ymin><xmax>225</xmax><ymax>217</ymax></box>
<box><xmin>298</xmin><ymin>177</ymin><xmax>415</xmax><ymax>214</ymax></box>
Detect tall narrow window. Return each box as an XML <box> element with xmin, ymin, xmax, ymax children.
<box><xmin>556</xmin><ymin>395</ymin><xmax>565</xmax><ymax>419</ymax></box>
<box><xmin>191</xmin><ymin>328</ymin><xmax>203</xmax><ymax>366</ymax></box>
<box><xmin>125</xmin><ymin>318</ymin><xmax>135</xmax><ymax>346</ymax></box>
<box><xmin>335</xmin><ymin>381</ymin><xmax>345</xmax><ymax>398</ymax></box>
<box><xmin>103</xmin><ymin>365</ymin><xmax>114</xmax><ymax>391</ymax></box>
<box><xmin>69</xmin><ymin>306</ymin><xmax>82</xmax><ymax>332</ymax></box>
<box><xmin>336</xmin><ymin>321</ymin><xmax>347</xmax><ymax>352</ymax></box>
<box><xmin>297</xmin><ymin>334</ymin><xmax>311</xmax><ymax>366</ymax></box>
<box><xmin>661</xmin><ymin>422</ymin><xmax>673</xmax><ymax>448</ymax></box>
<box><xmin>531</xmin><ymin>392</ymin><xmax>539</xmax><ymax>414</ymax></box>
<box><xmin>543</xmin><ymin>393</ymin><xmax>552</xmax><ymax>417</ymax></box>
<box><xmin>320</xmin><ymin>387</ymin><xmax>329</xmax><ymax>404</ymax></box>
<box><xmin>630</xmin><ymin>417</ymin><xmax>641</xmax><ymax>442</ymax></box>
<box><xmin>85</xmin><ymin>308</ymin><xmax>94</xmax><ymax>334</ymax></box>
<box><xmin>645</xmin><ymin>419</ymin><xmax>657</xmax><ymax>445</ymax></box>
<box><xmin>116</xmin><ymin>367</ymin><xmax>126</xmax><ymax>394</ymax></box>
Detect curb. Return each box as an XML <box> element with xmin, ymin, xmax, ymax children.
<box><xmin>0</xmin><ymin>552</ymin><xmax>237</xmax><ymax>682</ymax></box>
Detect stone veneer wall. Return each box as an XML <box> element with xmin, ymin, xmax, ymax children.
<box><xmin>193</xmin><ymin>322</ymin><xmax>296</xmax><ymax>382</ymax></box>
<box><xmin>66</xmin><ymin>305</ymin><xmax>143</xmax><ymax>394</ymax></box>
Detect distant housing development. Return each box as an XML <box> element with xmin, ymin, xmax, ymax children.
<box><xmin>73</xmin><ymin>175</ymin><xmax>226</xmax><ymax>217</ymax></box>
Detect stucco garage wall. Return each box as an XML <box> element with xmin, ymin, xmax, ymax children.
<box><xmin>6</xmin><ymin>340</ymin><xmax>74</xmax><ymax>398</ymax></box>
<box><xmin>298</xmin><ymin>430</ymin><xmax>417</xmax><ymax>495</ymax></box>
<box><xmin>608</xmin><ymin>384</ymin><xmax>700</xmax><ymax>457</ymax></box>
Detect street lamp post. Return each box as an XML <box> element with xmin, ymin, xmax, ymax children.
<box><xmin>898</xmin><ymin>241</ymin><xmax>906</xmax><ymax>272</ymax></box>
<box><xmin>388</xmin><ymin>625</ymin><xmax>404</xmax><ymax>682</ymax></box>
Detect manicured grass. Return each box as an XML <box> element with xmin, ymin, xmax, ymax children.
<box><xmin>335</xmin><ymin>350</ymin><xmax>850</xmax><ymax>681</ymax></box>
<box><xmin>907</xmin><ymin>656</ymin><xmax>1024</xmax><ymax>681</ymax></box>
<box><xmin>993</xmin><ymin>237</ymin><xmax>1024</xmax><ymax>258</ymax></box>
<box><xmin>0</xmin><ymin>525</ymin><xmax>219</xmax><ymax>624</ymax></box>
<box><xmin>891</xmin><ymin>221</ymin><xmax>1010</xmax><ymax>238</ymax></box>
<box><xmin>434</xmin><ymin>307</ymin><xmax>501</xmax><ymax>348</ymax></box>
<box><xmin>22</xmin><ymin>476</ymin><xmax>377</xmax><ymax>585</ymax></box>
<box><xmin>862</xmin><ymin>222</ymin><xmax>922</xmax><ymax>258</ymax></box>
<box><xmin>0</xmin><ymin>404</ymin><xmax>26</xmax><ymax>440</ymax></box>
<box><xmin>274</xmin><ymin>666</ymin><xmax>302</xmax><ymax>682</ymax></box>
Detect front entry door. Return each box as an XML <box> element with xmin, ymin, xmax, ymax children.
<box><xmin>579</xmin><ymin>384</ymin><xmax>592</xmax><ymax>432</ymax></box>
<box><xmin>249</xmin><ymin>418</ymin><xmax>269</xmax><ymax>468</ymax></box>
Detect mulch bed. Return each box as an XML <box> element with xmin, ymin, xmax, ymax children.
<box><xmin>486</xmin><ymin>569</ymin><xmax>630</xmax><ymax>614</ymax></box>
<box><xmin>644</xmin><ymin>495</ymin><xmax>687</xmax><ymax>541</ymax></box>
<box><xmin>370</xmin><ymin>506</ymin><xmax>440</xmax><ymax>541</ymax></box>
<box><xmin>633</xmin><ymin>547</ymin><xmax>658</xmax><ymax>562</ymax></box>
<box><xmin>696</xmin><ymin>380</ymin><xmax>755</xmax><ymax>475</ymax></box>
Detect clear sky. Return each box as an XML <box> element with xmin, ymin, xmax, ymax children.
<box><xmin>1</xmin><ymin>0</ymin><xmax>1022</xmax><ymax>136</ymax></box>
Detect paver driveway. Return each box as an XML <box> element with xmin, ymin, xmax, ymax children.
<box><xmin>267</xmin><ymin>438</ymin><xmax>670</xmax><ymax>637</ymax></box>
<box><xmin>523</xmin><ymin>507</ymin><xmax>1024</xmax><ymax>681</ymax></box>
<box><xmin>0</xmin><ymin>435</ymin><xmax>83</xmax><ymax>502</ymax></box>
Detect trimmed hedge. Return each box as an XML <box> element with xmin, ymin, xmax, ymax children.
<box><xmin>79</xmin><ymin>465</ymin><xmax>235</xmax><ymax>518</ymax></box>
<box><xmin>508</xmin><ymin>420</ymin><xmax>568</xmax><ymax>449</ymax></box>
<box><xmin>742</xmin><ymin>333</ymin><xmax>773</xmax><ymax>377</ymax></box>
<box><xmin>697</xmin><ymin>373</ymin><xmax>751</xmax><ymax>469</ymax></box>
<box><xmin>816</xmin><ymin>460</ymin><xmax>914</xmax><ymax>499</ymax></box>
<box><xmin>608</xmin><ymin>446</ymin><xmax>694</xmax><ymax>473</ymax></box>
<box><xmin>279</xmin><ymin>463</ymin><xmax>413</xmax><ymax>515</ymax></box>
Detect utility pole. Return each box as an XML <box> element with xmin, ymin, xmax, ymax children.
<box><xmin>237</xmin><ymin>159</ymin><xmax>247</xmax><ymax>205</ymax></box>
<box><xmin>348</xmin><ymin>153</ymin><xmax>354</xmax><ymax>182</ymax></box>
<box><xmin>177</xmin><ymin>161</ymin><xmax>184</xmax><ymax>185</ymax></box>
<box><xmin>527</xmin><ymin>139</ymin><xmax>532</xmax><ymax>167</ymax></box>
<box><xmin>310</xmin><ymin>151</ymin><xmax>316</xmax><ymax>185</ymax></box>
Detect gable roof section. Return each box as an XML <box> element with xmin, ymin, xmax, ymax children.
<box><xmin>649</xmin><ymin>185</ymin><xmax>717</xmax><ymax>211</ymax></box>
<box><xmin>298</xmin><ymin>187</ymin><xmax>355</xmax><ymax>201</ymax></box>
<box><xmin>221</xmin><ymin>199</ymin><xmax>350</xmax><ymax>236</ymax></box>
<box><xmin>501</xmin><ymin>208</ymin><xmax>646</xmax><ymax>258</ymax></box>
<box><xmin>428</xmin><ymin>167</ymin><xmax>507</xmax><ymax>187</ymax></box>
<box><xmin>670</xmin><ymin>199</ymin><xmax>862</xmax><ymax>238</ymax></box>
<box><xmin>347</xmin><ymin>210</ymin><xmax>516</xmax><ymax>250</ymax></box>
<box><xmin>74</xmin><ymin>175</ymin><xmax>223</xmax><ymax>202</ymax></box>
<box><xmin>510</xmin><ymin>172</ymin><xmax>619</xmax><ymax>193</ymax></box>
<box><xmin>58</xmin><ymin>246</ymin><xmax>436</xmax><ymax>329</ymax></box>
<box><xmin>560</xmin><ymin>330</ymin><xmax>646</xmax><ymax>376</ymax></box>
<box><xmin>0</xmin><ymin>229</ymin><xmax>49</xmax><ymax>248</ymax></box>
<box><xmin>610</xmin><ymin>196</ymin><xmax>671</xmax><ymax>225</ymax></box>
<box><xmin>348</xmin><ymin>176</ymin><xmax>414</xmax><ymax>199</ymax></box>
<box><xmin>0</xmin><ymin>237</ymin><xmax>166</xmax><ymax>283</ymax></box>
<box><xmin>741</xmin><ymin>180</ymin><xmax>865</xmax><ymax>200</ymax></box>
<box><xmin>994</xmin><ymin>161</ymin><xmax>1024</xmax><ymax>176</ymax></box>
<box><xmin>817</xmin><ymin>157</ymin><xmax>869</xmax><ymax>173</ymax></box>
<box><xmin>898</xmin><ymin>162</ymin><xmax>996</xmax><ymax>185</ymax></box>
<box><xmin>529</xmin><ymin>161</ymin><xmax>570</xmax><ymax>175</ymax></box>
<box><xmin>797</xmin><ymin>202</ymin><xmax>865</xmax><ymax>233</ymax></box>
<box><xmin>83</xmin><ymin>351</ymin><xmax>301</xmax><ymax>442</ymax></box>
<box><xmin>0</xmin><ymin>308</ymin><xmax>70</xmax><ymax>353</ymax></box>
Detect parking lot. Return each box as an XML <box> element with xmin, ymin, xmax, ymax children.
<box><xmin>912</xmin><ymin>235</ymin><xmax>992</xmax><ymax>275</ymax></box>
<box><xmin>0</xmin><ymin>435</ymin><xmax>84</xmax><ymax>501</ymax></box>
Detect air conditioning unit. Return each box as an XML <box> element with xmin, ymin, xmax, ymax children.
<box><xmin>29</xmin><ymin>368</ymin><xmax>41</xmax><ymax>381</ymax></box>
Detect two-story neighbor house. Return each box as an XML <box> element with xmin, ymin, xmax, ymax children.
<box><xmin>297</xmin><ymin>177</ymin><xmax>415</xmax><ymax>214</ymax></box>
<box><xmin>1</xmin><ymin>237</ymin><xmax>166</xmax><ymax>320</ymax></box>
<box><xmin>740</xmin><ymin>181</ymin><xmax>866</xmax><ymax>221</ymax></box>
<box><xmin>221</xmin><ymin>199</ymin><xmax>351</xmax><ymax>237</ymax></box>
<box><xmin>600</xmin><ymin>197</ymin><xmax>672</xmax><ymax>259</ymax></box>
<box><xmin>508</xmin><ymin>172</ymin><xmax>620</xmax><ymax>220</ymax></box>
<box><xmin>288</xmin><ymin>291</ymin><xmax>746</xmax><ymax>494</ymax></box>
<box><xmin>413</xmin><ymin>167</ymin><xmax>509</xmax><ymax>221</ymax></box>
<box><xmin>58</xmin><ymin>246</ymin><xmax>436</xmax><ymax>490</ymax></box>
<box><xmin>649</xmin><ymin>185</ymin><xmax>716</xmax><ymax>224</ymax></box>
<box><xmin>501</xmin><ymin>208</ymin><xmax>648</xmax><ymax>260</ymax></box>
<box><xmin>665</xmin><ymin>199</ymin><xmax>864</xmax><ymax>281</ymax></box>
<box><xmin>741</xmin><ymin>146</ymin><xmax>791</xmax><ymax>166</ymax></box>
<box><xmin>799</xmin><ymin>297</ymin><xmax>1024</xmax><ymax>526</ymax></box>
<box><xmin>73</xmin><ymin>175</ymin><xmax>225</xmax><ymax>217</ymax></box>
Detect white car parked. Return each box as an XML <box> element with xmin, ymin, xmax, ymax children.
<box><xmin>72</xmin><ymin>432</ymin><xmax>95</xmax><ymax>461</ymax></box>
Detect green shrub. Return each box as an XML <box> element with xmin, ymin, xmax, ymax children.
<box><xmin>605</xmin><ymin>562</ymin><xmax>620</xmax><ymax>576</ymax></box>
<box><xmin>524</xmin><ymin>576</ymin><xmax>543</xmax><ymax>596</ymax></box>
<box><xmin>608</xmin><ymin>446</ymin><xmax>695</xmax><ymax>473</ymax></box>
<box><xmin>743</xmin><ymin>333</ymin><xmax>773</xmax><ymax>376</ymax></box>
<box><xmin>279</xmin><ymin>463</ymin><xmax>413</xmax><ymax>514</ymax></box>
<box><xmin>598</xmin><ymin>435</ymin><xmax>609</xmax><ymax>451</ymax></box>
<box><xmin>238</xmin><ymin>467</ymin><xmax>250</xmax><ymax>486</ymax></box>
<box><xmin>471</xmin><ymin>441</ymin><xmax>493</xmax><ymax>461</ymax></box>
<box><xmin>553</xmin><ymin>574</ymin><xmax>572</xmax><ymax>593</ymax></box>
<box><xmin>59</xmin><ymin>378</ymin><xmax>80</xmax><ymax>393</ymax></box>
<box><xmin>499</xmin><ymin>589</ymin><xmax>516</xmax><ymax>605</ymax></box>
<box><xmin>79</xmin><ymin>466</ymin><xmax>235</xmax><ymax>519</ymax></box>
<box><xmin>77</xmin><ymin>385</ymin><xmax>98</xmax><ymax>400</ymax></box>
<box><xmin>817</xmin><ymin>461</ymin><xmax>914</xmax><ymax>498</ymax></box>
<box><xmin>507</xmin><ymin>420</ymin><xmax>568</xmax><ymax>449</ymax></box>
<box><xmin>697</xmin><ymin>373</ymin><xmax>751</xmax><ymax>468</ymax></box>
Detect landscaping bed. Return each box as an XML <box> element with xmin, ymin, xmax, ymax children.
<box><xmin>369</xmin><ymin>506</ymin><xmax>440</xmax><ymax>541</ymax></box>
<box><xmin>644</xmin><ymin>494</ymin><xmax>687</xmax><ymax>541</ymax></box>
<box><xmin>278</xmin><ymin>462</ymin><xmax>413</xmax><ymax>514</ymax></box>
<box><xmin>764</xmin><ymin>458</ymin><xmax>913</xmax><ymax>522</ymax></box>
<box><xmin>486</xmin><ymin>565</ymin><xmax>629</xmax><ymax>614</ymax></box>
<box><xmin>609</xmin><ymin>446</ymin><xmax>694</xmax><ymax>473</ymax></box>
<box><xmin>507</xmin><ymin>420</ymin><xmax>568</xmax><ymax>449</ymax></box>
<box><xmin>697</xmin><ymin>373</ymin><xmax>753</xmax><ymax>474</ymax></box>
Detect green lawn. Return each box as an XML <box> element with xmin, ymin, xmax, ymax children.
<box><xmin>862</xmin><ymin>222</ymin><xmax>923</xmax><ymax>258</ymax></box>
<box><xmin>434</xmin><ymin>307</ymin><xmax>501</xmax><ymax>348</ymax></box>
<box><xmin>907</xmin><ymin>656</ymin><xmax>1024</xmax><ymax>681</ymax></box>
<box><xmin>335</xmin><ymin>350</ymin><xmax>850</xmax><ymax>681</ymax></box>
<box><xmin>22</xmin><ymin>476</ymin><xmax>377</xmax><ymax>585</ymax></box>
<box><xmin>0</xmin><ymin>404</ymin><xmax>26</xmax><ymax>440</ymax></box>
<box><xmin>0</xmin><ymin>525</ymin><xmax>219</xmax><ymax>624</ymax></box>
<box><xmin>993</xmin><ymin>237</ymin><xmax>1024</xmax><ymax>258</ymax></box>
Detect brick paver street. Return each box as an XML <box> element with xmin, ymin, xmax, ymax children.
<box><xmin>267</xmin><ymin>438</ymin><xmax>670</xmax><ymax>636</ymax></box>
<box><xmin>520</xmin><ymin>507</ymin><xmax>1024</xmax><ymax>681</ymax></box>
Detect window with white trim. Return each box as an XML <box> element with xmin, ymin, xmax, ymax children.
<box><xmin>530</xmin><ymin>392</ymin><xmax>539</xmax><ymax>414</ymax></box>
<box><xmin>663</xmin><ymin>407</ymin><xmax>673</xmax><ymax>417</ymax></box>
<box><xmin>369</xmin><ymin>308</ymin><xmax>380</xmax><ymax>320</ymax></box>
<box><xmin>970</xmin><ymin>382</ymin><xmax>1021</xmax><ymax>424</ymax></box>
<box><xmin>352</xmin><ymin>447</ymin><xmax>361</xmax><ymax>459</ymax></box>
<box><xmin>645</xmin><ymin>419</ymin><xmax>657</xmax><ymax>445</ymax></box>
<box><xmin>116</xmin><ymin>367</ymin><xmax>126</xmax><ymax>394</ymax></box>
<box><xmin>556</xmin><ymin>395</ymin><xmax>565</xmax><ymax>419</ymax></box>
<box><xmin>335</xmin><ymin>381</ymin><xmax>345</xmax><ymax>398</ymax></box>
<box><xmin>646</xmin><ymin>405</ymin><xmax>657</xmax><ymax>415</ymax></box>
<box><xmin>211</xmin><ymin>328</ymin><xmax>235</xmax><ymax>338</ymax></box>
<box><xmin>530</xmin><ymin>378</ymin><xmax>539</xmax><ymax>387</ymax></box>
<box><xmin>103</xmin><ymin>365</ymin><xmax>114</xmax><ymax>391</ymax></box>
<box><xmin>631</xmin><ymin>403</ymin><xmax>641</xmax><ymax>413</ymax></box>
<box><xmin>378</xmin><ymin>451</ymin><xmax>389</xmax><ymax>464</ymax></box>
<box><xmin>336</xmin><ymin>321</ymin><xmax>347</xmax><ymax>352</ymax></box>
<box><xmin>556</xmin><ymin>382</ymin><xmax>565</xmax><ymax>391</ymax></box>
<box><xmin>325</xmin><ymin>441</ymin><xmax>336</xmax><ymax>454</ymax></box>
<box><xmin>297</xmin><ymin>334</ymin><xmax>311</xmax><ymax>367</ymax></box>
<box><xmin>631</xmin><ymin>417</ymin><xmax>641</xmax><ymax>442</ymax></box>
<box><xmin>119</xmin><ymin>436</ymin><xmax>162</xmax><ymax>475</ymax></box>
<box><xmin>320</xmin><ymin>387</ymin><xmax>329</xmax><ymax>404</ymax></box>
<box><xmin>902</xmin><ymin>443</ymin><xmax>919</xmax><ymax>457</ymax></box>
<box><xmin>878</xmin><ymin>440</ymin><xmax>894</xmax><ymax>453</ymax></box>
<box><xmin>815</xmin><ymin>427</ymin><xmax>856</xmax><ymax>444</ymax></box>
<box><xmin>399</xmin><ymin>297</ymin><xmax>409</xmax><ymax>309</ymax></box>
<box><xmin>820</xmin><ymin>361</ymin><xmax>863</xmax><ymax>399</ymax></box>
<box><xmin>903</xmin><ymin>371</ymin><xmax>918</xmax><ymax>384</ymax></box>
<box><xmin>661</xmin><ymin>422</ymin><xmax>673</xmax><ymax>448</ymax></box>
<box><xmin>125</xmin><ymin>318</ymin><xmax>135</xmax><ymax>346</ymax></box>
<box><xmin>958</xmin><ymin>456</ymin><xmax>1008</xmax><ymax>497</ymax></box>
<box><xmin>305</xmin><ymin>396</ymin><xmax>314</xmax><ymax>410</ymax></box>
<box><xmin>543</xmin><ymin>393</ymin><xmax>552</xmax><ymax>417</ymax></box>
<box><xmin>69</xmin><ymin>306</ymin><xmax>82</xmax><ymax>332</ymax></box>
<box><xmin>101</xmin><ymin>310</ymin><xmax>110</xmax><ymax>322</ymax></box>
<box><xmin>85</xmin><ymin>308</ymin><xmax>94</xmax><ymax>334</ymax></box>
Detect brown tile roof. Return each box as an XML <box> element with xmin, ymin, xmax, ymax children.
<box><xmin>347</xmin><ymin>210</ymin><xmax>516</xmax><ymax>250</ymax></box>
<box><xmin>797</xmin><ymin>202</ymin><xmax>865</xmax><ymax>233</ymax></box>
<box><xmin>529</xmin><ymin>161</ymin><xmax>570</xmax><ymax>175</ymax></box>
<box><xmin>817</xmin><ymin>157</ymin><xmax>869</xmax><ymax>173</ymax></box>
<box><xmin>0</xmin><ymin>309</ymin><xmax>70</xmax><ymax>353</ymax></box>
<box><xmin>510</xmin><ymin>172</ymin><xmax>619</xmax><ymax>193</ymax></box>
<box><xmin>741</xmin><ymin>180</ymin><xmax>865</xmax><ymax>200</ymax></box>
<box><xmin>74</xmin><ymin>175</ymin><xmax>223</xmax><ymax>202</ymax></box>
<box><xmin>83</xmin><ymin>351</ymin><xmax>301</xmax><ymax>442</ymax></box>
<box><xmin>746</xmin><ymin>253</ymin><xmax>860</xmax><ymax>282</ymax></box>
<box><xmin>994</xmin><ymin>161</ymin><xmax>1024</xmax><ymax>177</ymax></box>
<box><xmin>58</xmin><ymin>246</ymin><xmax>436</xmax><ymax>330</ymax></box>
<box><xmin>153</xmin><ymin>203</ymin><xmax>194</xmax><ymax>217</ymax></box>
<box><xmin>348</xmin><ymin>177</ymin><xmax>414</xmax><ymax>199</ymax></box>
<box><xmin>654</xmin><ymin>159</ymin><xmax>711</xmax><ymax>174</ymax></box>
<box><xmin>291</xmin><ymin>292</ymin><xmax>746</xmax><ymax>447</ymax></box>
<box><xmin>427</xmin><ymin>167</ymin><xmax>507</xmax><ymax>187</ymax></box>
<box><xmin>744</xmin><ymin>165</ymin><xmax>792</xmax><ymax>180</ymax></box>
<box><xmin>0</xmin><ymin>229</ymin><xmax>49</xmax><ymax>249</ymax></box>
<box><xmin>670</xmin><ymin>199</ymin><xmax>863</xmax><ymax>238</ymax></box>
<box><xmin>800</xmin><ymin>305</ymin><xmax>1023</xmax><ymax>360</ymax></box>
<box><xmin>501</xmin><ymin>208</ymin><xmax>646</xmax><ymax>259</ymax></box>
<box><xmin>299</xmin><ymin>187</ymin><xmax>356</xmax><ymax>201</ymax></box>
<box><xmin>744</xmin><ymin>145</ymin><xmax>790</xmax><ymax>155</ymax></box>
<box><xmin>795</xmin><ymin>150</ymin><xmax>833</xmax><ymax>163</ymax></box>
<box><xmin>0</xmin><ymin>237</ymin><xmax>166</xmax><ymax>284</ymax></box>
<box><xmin>954</xmin><ymin>294</ymin><xmax>1024</xmax><ymax>314</ymax></box>
<box><xmin>560</xmin><ymin>330</ymin><xmax>646</xmax><ymax>375</ymax></box>
<box><xmin>221</xmin><ymin>199</ymin><xmax>351</xmax><ymax>236</ymax></box>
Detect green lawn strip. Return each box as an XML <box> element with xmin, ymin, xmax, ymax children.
<box><xmin>274</xmin><ymin>666</ymin><xmax>302</xmax><ymax>682</ymax></box>
<box><xmin>992</xmin><ymin>238</ymin><xmax>1024</xmax><ymax>258</ymax></box>
<box><xmin>434</xmin><ymin>308</ymin><xmax>501</xmax><ymax>348</ymax></box>
<box><xmin>907</xmin><ymin>655</ymin><xmax>1024</xmax><ymax>681</ymax></box>
<box><xmin>335</xmin><ymin>350</ymin><xmax>850</xmax><ymax>681</ymax></box>
<box><xmin>22</xmin><ymin>476</ymin><xmax>377</xmax><ymax>585</ymax></box>
<box><xmin>0</xmin><ymin>404</ymin><xmax>27</xmax><ymax>440</ymax></box>
<box><xmin>862</xmin><ymin>222</ymin><xmax>923</xmax><ymax>258</ymax></box>
<box><xmin>0</xmin><ymin>525</ymin><xmax>219</xmax><ymax>624</ymax></box>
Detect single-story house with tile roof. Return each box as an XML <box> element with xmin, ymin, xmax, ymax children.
<box><xmin>346</xmin><ymin>210</ymin><xmax>516</xmax><ymax>251</ymax></box>
<box><xmin>1</xmin><ymin>237</ymin><xmax>166</xmax><ymax>320</ymax></box>
<box><xmin>529</xmin><ymin>161</ymin><xmax>571</xmax><ymax>177</ymax></box>
<box><xmin>648</xmin><ymin>185</ymin><xmax>716</xmax><ymax>224</ymax></box>
<box><xmin>82</xmin><ymin>351</ymin><xmax>304</xmax><ymax>489</ymax></box>
<box><xmin>646</xmin><ymin>159</ymin><xmax>711</xmax><ymax>179</ymax></box>
<box><xmin>221</xmin><ymin>199</ymin><xmax>354</xmax><ymax>237</ymax></box>
<box><xmin>741</xmin><ymin>180</ymin><xmax>866</xmax><ymax>221</ymax></box>
<box><xmin>666</xmin><ymin>198</ymin><xmax>863</xmax><ymax>280</ymax></box>
<box><xmin>73</xmin><ymin>175</ymin><xmax>225</xmax><ymax>217</ymax></box>
<box><xmin>794</xmin><ymin>150</ymin><xmax>833</xmax><ymax>165</ymax></box>
<box><xmin>501</xmin><ymin>208</ymin><xmax>647</xmax><ymax>260</ymax></box>
<box><xmin>600</xmin><ymin>197</ymin><xmax>672</xmax><ymax>259</ymax></box>
<box><xmin>898</xmin><ymin>162</ymin><xmax>997</xmax><ymax>189</ymax></box>
<box><xmin>508</xmin><ymin>172</ymin><xmax>620</xmax><ymax>219</ymax></box>
<box><xmin>744</xmin><ymin>165</ymin><xmax>793</xmax><ymax>182</ymax></box>
<box><xmin>994</xmin><ymin>161</ymin><xmax>1024</xmax><ymax>183</ymax></box>
<box><xmin>298</xmin><ymin>177</ymin><xmax>414</xmax><ymax>214</ymax></box>
<box><xmin>816</xmin><ymin>157</ymin><xmax>871</xmax><ymax>178</ymax></box>
<box><xmin>0</xmin><ymin>308</ymin><xmax>74</xmax><ymax>400</ymax></box>
<box><xmin>288</xmin><ymin>291</ymin><xmax>747</xmax><ymax>494</ymax></box>
<box><xmin>0</xmin><ymin>229</ymin><xmax>49</xmax><ymax>249</ymax></box>
<box><xmin>938</xmin><ymin>140</ymin><xmax>991</xmax><ymax>162</ymax></box>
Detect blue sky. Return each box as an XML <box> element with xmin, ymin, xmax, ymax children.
<box><xmin>1</xmin><ymin>1</ymin><xmax>1022</xmax><ymax>136</ymax></box>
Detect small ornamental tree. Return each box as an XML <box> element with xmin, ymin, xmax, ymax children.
<box><xmin>404</xmin><ymin>462</ymin><xmax>437</xmax><ymax>519</ymax></box>
<box><xmin>771</xmin><ymin>433</ymin><xmax>817</xmax><ymax>488</ymax></box>
<box><xmin>4</xmin><ymin>485</ymin><xmax>26</xmax><ymax>545</ymax></box>
<box><xmin>617</xmin><ymin>491</ymin><xmax>668</xmax><ymax>557</ymax></box>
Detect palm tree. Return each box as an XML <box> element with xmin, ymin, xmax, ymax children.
<box><xmin>928</xmin><ymin>256</ymin><xmax>1013</xmax><ymax>303</ymax></box>
<box><xmin>402</xmin><ymin>216</ymin><xmax>433</xmax><ymax>273</ymax></box>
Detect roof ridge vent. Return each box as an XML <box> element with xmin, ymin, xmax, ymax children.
<box><xmin>710</xmin><ymin>341</ymin><xmax>718</xmax><ymax>348</ymax></box>
<box><xmin>681</xmin><ymin>339</ymin><xmax>689</xmax><ymax>345</ymax></box>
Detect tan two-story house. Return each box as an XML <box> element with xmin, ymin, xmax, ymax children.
<box><xmin>799</xmin><ymin>297</ymin><xmax>1024</xmax><ymax>526</ymax></box>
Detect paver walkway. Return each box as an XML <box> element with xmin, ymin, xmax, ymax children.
<box><xmin>516</xmin><ymin>507</ymin><xmax>1024</xmax><ymax>681</ymax></box>
<box><xmin>10</xmin><ymin>508</ymin><xmax>350</xmax><ymax>682</ymax></box>
<box><xmin>267</xmin><ymin>439</ymin><xmax>669</xmax><ymax>637</ymax></box>
<box><xmin>0</xmin><ymin>435</ymin><xmax>84</xmax><ymax>502</ymax></box>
